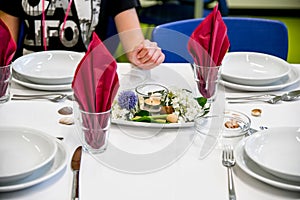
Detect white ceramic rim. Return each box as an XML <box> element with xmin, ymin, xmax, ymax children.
<box><xmin>0</xmin><ymin>140</ymin><xmax>67</xmax><ymax>192</ymax></box>
<box><xmin>219</xmin><ymin>66</ymin><xmax>300</xmax><ymax>91</ymax></box>
<box><xmin>235</xmin><ymin>137</ymin><xmax>300</xmax><ymax>191</ymax></box>
<box><xmin>244</xmin><ymin>127</ymin><xmax>300</xmax><ymax>180</ymax></box>
<box><xmin>0</xmin><ymin>126</ymin><xmax>58</xmax><ymax>182</ymax></box>
<box><xmin>12</xmin><ymin>50</ymin><xmax>83</xmax><ymax>84</ymax></box>
<box><xmin>221</xmin><ymin>52</ymin><xmax>291</xmax><ymax>85</ymax></box>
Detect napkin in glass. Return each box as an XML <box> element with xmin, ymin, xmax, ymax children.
<box><xmin>72</xmin><ymin>32</ymin><xmax>119</xmax><ymax>113</ymax></box>
<box><xmin>72</xmin><ymin>32</ymin><xmax>119</xmax><ymax>149</ymax></box>
<box><xmin>188</xmin><ymin>5</ymin><xmax>229</xmax><ymax>67</ymax></box>
<box><xmin>0</xmin><ymin>18</ymin><xmax>16</xmax><ymax>98</ymax></box>
<box><xmin>187</xmin><ymin>5</ymin><xmax>230</xmax><ymax>98</ymax></box>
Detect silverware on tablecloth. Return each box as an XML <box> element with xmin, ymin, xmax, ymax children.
<box><xmin>11</xmin><ymin>93</ymin><xmax>74</xmax><ymax>102</ymax></box>
<box><xmin>222</xmin><ymin>145</ymin><xmax>236</xmax><ymax>200</ymax></box>
<box><xmin>226</xmin><ymin>89</ymin><xmax>300</xmax><ymax>103</ymax></box>
<box><xmin>281</xmin><ymin>90</ymin><xmax>300</xmax><ymax>101</ymax></box>
<box><xmin>227</xmin><ymin>95</ymin><xmax>282</xmax><ymax>104</ymax></box>
<box><xmin>246</xmin><ymin>126</ymin><xmax>268</xmax><ymax>137</ymax></box>
<box><xmin>71</xmin><ymin>146</ymin><xmax>82</xmax><ymax>200</ymax></box>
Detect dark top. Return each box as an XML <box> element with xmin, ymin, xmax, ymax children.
<box><xmin>0</xmin><ymin>0</ymin><xmax>140</xmax><ymax>54</ymax></box>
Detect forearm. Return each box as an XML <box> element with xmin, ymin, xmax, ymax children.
<box><xmin>114</xmin><ymin>8</ymin><xmax>144</xmax><ymax>53</ymax></box>
<box><xmin>0</xmin><ymin>10</ymin><xmax>20</xmax><ymax>44</ymax></box>
<box><xmin>113</xmin><ymin>8</ymin><xmax>165</xmax><ymax>69</ymax></box>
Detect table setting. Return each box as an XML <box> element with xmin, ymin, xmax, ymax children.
<box><xmin>1</xmin><ymin>8</ymin><xmax>300</xmax><ymax>200</ymax></box>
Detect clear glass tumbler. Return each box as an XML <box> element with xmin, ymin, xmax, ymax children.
<box><xmin>0</xmin><ymin>64</ymin><xmax>11</xmax><ymax>103</ymax></box>
<box><xmin>193</xmin><ymin>64</ymin><xmax>221</xmax><ymax>103</ymax></box>
<box><xmin>74</xmin><ymin>103</ymin><xmax>111</xmax><ymax>154</ymax></box>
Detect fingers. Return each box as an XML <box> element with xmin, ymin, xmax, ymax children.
<box><xmin>133</xmin><ymin>40</ymin><xmax>165</xmax><ymax>69</ymax></box>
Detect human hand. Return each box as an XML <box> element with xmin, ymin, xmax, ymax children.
<box><xmin>128</xmin><ymin>40</ymin><xmax>165</xmax><ymax>70</ymax></box>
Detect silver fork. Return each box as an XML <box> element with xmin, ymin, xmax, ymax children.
<box><xmin>226</xmin><ymin>94</ymin><xmax>277</xmax><ymax>100</ymax></box>
<box><xmin>222</xmin><ymin>145</ymin><xmax>236</xmax><ymax>200</ymax></box>
<box><xmin>11</xmin><ymin>94</ymin><xmax>68</xmax><ymax>103</ymax></box>
<box><xmin>227</xmin><ymin>95</ymin><xmax>282</xmax><ymax>104</ymax></box>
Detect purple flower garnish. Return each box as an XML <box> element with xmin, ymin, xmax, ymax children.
<box><xmin>117</xmin><ymin>90</ymin><xmax>138</xmax><ymax>110</ymax></box>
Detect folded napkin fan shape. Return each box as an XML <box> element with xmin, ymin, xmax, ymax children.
<box><xmin>188</xmin><ymin>5</ymin><xmax>230</xmax><ymax>98</ymax></box>
<box><xmin>72</xmin><ymin>32</ymin><xmax>119</xmax><ymax>113</ymax></box>
<box><xmin>0</xmin><ymin>18</ymin><xmax>17</xmax><ymax>98</ymax></box>
<box><xmin>72</xmin><ymin>32</ymin><xmax>119</xmax><ymax>149</ymax></box>
<box><xmin>188</xmin><ymin>5</ymin><xmax>229</xmax><ymax>67</ymax></box>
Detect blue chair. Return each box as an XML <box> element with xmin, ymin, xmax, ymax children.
<box><xmin>151</xmin><ymin>17</ymin><xmax>289</xmax><ymax>62</ymax></box>
<box><xmin>138</xmin><ymin>0</ymin><xmax>228</xmax><ymax>25</ymax></box>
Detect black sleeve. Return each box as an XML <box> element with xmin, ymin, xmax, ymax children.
<box><xmin>108</xmin><ymin>0</ymin><xmax>141</xmax><ymax>17</ymax></box>
<box><xmin>0</xmin><ymin>0</ymin><xmax>24</xmax><ymax>17</ymax></box>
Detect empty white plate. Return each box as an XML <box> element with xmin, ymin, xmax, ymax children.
<box><xmin>235</xmin><ymin>138</ymin><xmax>300</xmax><ymax>192</ymax></box>
<box><xmin>245</xmin><ymin>127</ymin><xmax>300</xmax><ymax>182</ymax></box>
<box><xmin>221</xmin><ymin>52</ymin><xmax>291</xmax><ymax>86</ymax></box>
<box><xmin>12</xmin><ymin>51</ymin><xmax>83</xmax><ymax>85</ymax></box>
<box><xmin>0</xmin><ymin>126</ymin><xmax>57</xmax><ymax>183</ymax></box>
<box><xmin>0</xmin><ymin>139</ymin><xmax>67</xmax><ymax>192</ymax></box>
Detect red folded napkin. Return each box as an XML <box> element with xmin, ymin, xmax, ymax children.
<box><xmin>0</xmin><ymin>18</ymin><xmax>16</xmax><ymax>98</ymax></box>
<box><xmin>187</xmin><ymin>5</ymin><xmax>230</xmax><ymax>98</ymax></box>
<box><xmin>72</xmin><ymin>33</ymin><xmax>119</xmax><ymax>149</ymax></box>
<box><xmin>72</xmin><ymin>32</ymin><xmax>119</xmax><ymax>113</ymax></box>
<box><xmin>188</xmin><ymin>5</ymin><xmax>230</xmax><ymax>67</ymax></box>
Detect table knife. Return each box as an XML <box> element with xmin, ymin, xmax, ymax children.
<box><xmin>71</xmin><ymin>146</ymin><xmax>82</xmax><ymax>200</ymax></box>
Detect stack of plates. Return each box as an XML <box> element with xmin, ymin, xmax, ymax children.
<box><xmin>235</xmin><ymin>127</ymin><xmax>300</xmax><ymax>191</ymax></box>
<box><xmin>0</xmin><ymin>126</ymin><xmax>67</xmax><ymax>192</ymax></box>
<box><xmin>12</xmin><ymin>51</ymin><xmax>84</xmax><ymax>91</ymax></box>
<box><xmin>220</xmin><ymin>52</ymin><xmax>300</xmax><ymax>91</ymax></box>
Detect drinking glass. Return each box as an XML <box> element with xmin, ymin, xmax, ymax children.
<box><xmin>74</xmin><ymin>103</ymin><xmax>111</xmax><ymax>154</ymax></box>
<box><xmin>193</xmin><ymin>64</ymin><xmax>221</xmax><ymax>103</ymax></box>
<box><xmin>0</xmin><ymin>64</ymin><xmax>11</xmax><ymax>103</ymax></box>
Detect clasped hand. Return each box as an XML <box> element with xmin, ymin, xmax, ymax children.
<box><xmin>128</xmin><ymin>39</ymin><xmax>165</xmax><ymax>70</ymax></box>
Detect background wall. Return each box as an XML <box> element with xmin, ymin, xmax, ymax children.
<box><xmin>131</xmin><ymin>1</ymin><xmax>300</xmax><ymax>63</ymax></box>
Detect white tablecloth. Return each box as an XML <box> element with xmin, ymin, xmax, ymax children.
<box><xmin>0</xmin><ymin>63</ymin><xmax>300</xmax><ymax>200</ymax></box>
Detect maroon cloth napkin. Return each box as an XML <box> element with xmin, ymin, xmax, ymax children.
<box><xmin>188</xmin><ymin>5</ymin><xmax>229</xmax><ymax>66</ymax></box>
<box><xmin>187</xmin><ymin>5</ymin><xmax>230</xmax><ymax>98</ymax></box>
<box><xmin>72</xmin><ymin>33</ymin><xmax>119</xmax><ymax>149</ymax></box>
<box><xmin>72</xmin><ymin>32</ymin><xmax>119</xmax><ymax>113</ymax></box>
<box><xmin>0</xmin><ymin>18</ymin><xmax>16</xmax><ymax>98</ymax></box>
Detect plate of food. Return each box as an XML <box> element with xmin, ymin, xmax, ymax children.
<box><xmin>111</xmin><ymin>84</ymin><xmax>210</xmax><ymax>128</ymax></box>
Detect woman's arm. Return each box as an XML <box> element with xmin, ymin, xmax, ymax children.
<box><xmin>114</xmin><ymin>8</ymin><xmax>165</xmax><ymax>69</ymax></box>
<box><xmin>0</xmin><ymin>10</ymin><xmax>20</xmax><ymax>43</ymax></box>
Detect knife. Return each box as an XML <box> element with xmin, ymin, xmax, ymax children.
<box><xmin>71</xmin><ymin>146</ymin><xmax>82</xmax><ymax>200</ymax></box>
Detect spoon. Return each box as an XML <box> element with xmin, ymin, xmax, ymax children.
<box><xmin>281</xmin><ymin>90</ymin><xmax>300</xmax><ymax>101</ymax></box>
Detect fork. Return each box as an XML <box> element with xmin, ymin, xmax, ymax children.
<box><xmin>227</xmin><ymin>95</ymin><xmax>282</xmax><ymax>104</ymax></box>
<box><xmin>11</xmin><ymin>94</ymin><xmax>68</xmax><ymax>103</ymax></box>
<box><xmin>226</xmin><ymin>93</ymin><xmax>277</xmax><ymax>100</ymax></box>
<box><xmin>222</xmin><ymin>145</ymin><xmax>236</xmax><ymax>200</ymax></box>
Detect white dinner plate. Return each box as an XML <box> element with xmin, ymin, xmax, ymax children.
<box><xmin>12</xmin><ymin>51</ymin><xmax>83</xmax><ymax>85</ymax></box>
<box><xmin>12</xmin><ymin>70</ymin><xmax>72</xmax><ymax>91</ymax></box>
<box><xmin>235</xmin><ymin>138</ymin><xmax>300</xmax><ymax>192</ymax></box>
<box><xmin>0</xmin><ymin>139</ymin><xmax>67</xmax><ymax>192</ymax></box>
<box><xmin>221</xmin><ymin>52</ymin><xmax>291</xmax><ymax>86</ymax></box>
<box><xmin>220</xmin><ymin>66</ymin><xmax>300</xmax><ymax>91</ymax></box>
<box><xmin>112</xmin><ymin>119</ymin><xmax>194</xmax><ymax>128</ymax></box>
<box><xmin>0</xmin><ymin>126</ymin><xmax>57</xmax><ymax>184</ymax></box>
<box><xmin>244</xmin><ymin>127</ymin><xmax>300</xmax><ymax>182</ymax></box>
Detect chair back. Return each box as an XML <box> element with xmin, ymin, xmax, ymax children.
<box><xmin>152</xmin><ymin>17</ymin><xmax>288</xmax><ymax>62</ymax></box>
